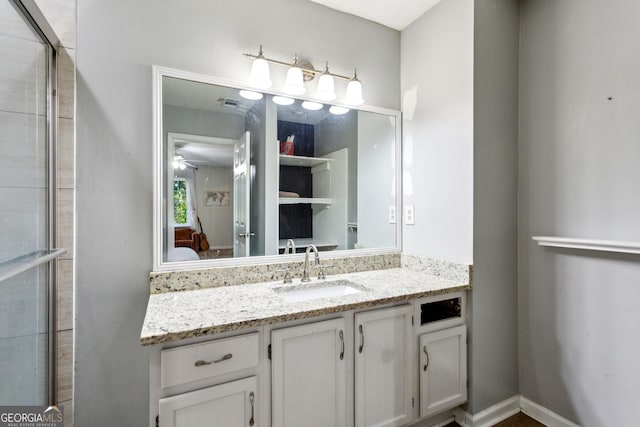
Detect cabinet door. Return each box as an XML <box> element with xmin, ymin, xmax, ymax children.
<box><xmin>271</xmin><ymin>318</ymin><xmax>347</xmax><ymax>427</ymax></box>
<box><xmin>355</xmin><ymin>305</ymin><xmax>413</xmax><ymax>427</ymax></box>
<box><xmin>159</xmin><ymin>376</ymin><xmax>257</xmax><ymax>427</ymax></box>
<box><xmin>419</xmin><ymin>325</ymin><xmax>467</xmax><ymax>418</ymax></box>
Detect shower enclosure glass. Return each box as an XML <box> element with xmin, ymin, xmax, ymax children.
<box><xmin>0</xmin><ymin>0</ymin><xmax>62</xmax><ymax>406</ymax></box>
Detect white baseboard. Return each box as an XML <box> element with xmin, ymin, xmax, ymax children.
<box><xmin>453</xmin><ymin>395</ymin><xmax>581</xmax><ymax>427</ymax></box>
<box><xmin>453</xmin><ymin>396</ymin><xmax>520</xmax><ymax>427</ymax></box>
<box><xmin>428</xmin><ymin>417</ymin><xmax>456</xmax><ymax>427</ymax></box>
<box><xmin>520</xmin><ymin>396</ymin><xmax>580</xmax><ymax>427</ymax></box>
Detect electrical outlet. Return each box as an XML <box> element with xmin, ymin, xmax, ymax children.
<box><xmin>405</xmin><ymin>205</ymin><xmax>415</xmax><ymax>225</ymax></box>
<box><xmin>388</xmin><ymin>206</ymin><xmax>396</xmax><ymax>224</ymax></box>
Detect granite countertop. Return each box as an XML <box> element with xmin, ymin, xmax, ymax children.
<box><xmin>140</xmin><ymin>267</ymin><xmax>471</xmax><ymax>346</ymax></box>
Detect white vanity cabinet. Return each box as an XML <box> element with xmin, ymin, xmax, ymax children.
<box><xmin>354</xmin><ymin>305</ymin><xmax>413</xmax><ymax>427</ymax></box>
<box><xmin>414</xmin><ymin>293</ymin><xmax>467</xmax><ymax>418</ymax></box>
<box><xmin>149</xmin><ymin>291</ymin><xmax>469</xmax><ymax>427</ymax></box>
<box><xmin>270</xmin><ymin>305</ymin><xmax>413</xmax><ymax>427</ymax></box>
<box><xmin>152</xmin><ymin>332</ymin><xmax>263</xmax><ymax>427</ymax></box>
<box><xmin>159</xmin><ymin>376</ymin><xmax>257</xmax><ymax>427</ymax></box>
<box><xmin>271</xmin><ymin>318</ymin><xmax>347</xmax><ymax>427</ymax></box>
<box><xmin>418</xmin><ymin>325</ymin><xmax>467</xmax><ymax>418</ymax></box>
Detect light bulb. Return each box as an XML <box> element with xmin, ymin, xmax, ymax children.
<box><xmin>173</xmin><ymin>156</ymin><xmax>182</xmax><ymax>169</ymax></box>
<box><xmin>315</xmin><ymin>62</ymin><xmax>336</xmax><ymax>101</ymax></box>
<box><xmin>329</xmin><ymin>105</ymin><xmax>350</xmax><ymax>115</ymax></box>
<box><xmin>301</xmin><ymin>101</ymin><xmax>323</xmax><ymax>111</ymax></box>
<box><xmin>273</xmin><ymin>96</ymin><xmax>295</xmax><ymax>106</ymax></box>
<box><xmin>179</xmin><ymin>163</ymin><xmax>186</xmax><ymax>170</ymax></box>
<box><xmin>284</xmin><ymin>66</ymin><xmax>305</xmax><ymax>95</ymax></box>
<box><xmin>248</xmin><ymin>46</ymin><xmax>272</xmax><ymax>89</ymax></box>
<box><xmin>344</xmin><ymin>70</ymin><xmax>364</xmax><ymax>105</ymax></box>
<box><xmin>239</xmin><ymin>90</ymin><xmax>263</xmax><ymax>100</ymax></box>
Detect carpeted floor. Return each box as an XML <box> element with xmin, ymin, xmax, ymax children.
<box><xmin>444</xmin><ymin>412</ymin><xmax>546</xmax><ymax>427</ymax></box>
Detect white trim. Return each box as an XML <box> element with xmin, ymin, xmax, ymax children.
<box><xmin>453</xmin><ymin>396</ymin><xmax>581</xmax><ymax>427</ymax></box>
<box><xmin>532</xmin><ymin>236</ymin><xmax>640</xmax><ymax>255</ymax></box>
<box><xmin>453</xmin><ymin>396</ymin><xmax>520</xmax><ymax>427</ymax></box>
<box><xmin>152</xmin><ymin>65</ymin><xmax>403</xmax><ymax>272</ymax></box>
<box><xmin>520</xmin><ymin>396</ymin><xmax>580</xmax><ymax>427</ymax></box>
<box><xmin>428</xmin><ymin>417</ymin><xmax>456</xmax><ymax>427</ymax></box>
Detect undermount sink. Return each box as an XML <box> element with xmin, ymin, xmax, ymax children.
<box><xmin>274</xmin><ymin>279</ymin><xmax>366</xmax><ymax>303</ymax></box>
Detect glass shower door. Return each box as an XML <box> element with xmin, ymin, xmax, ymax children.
<box><xmin>0</xmin><ymin>0</ymin><xmax>61</xmax><ymax>406</ymax></box>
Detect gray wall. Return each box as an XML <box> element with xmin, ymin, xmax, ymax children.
<box><xmin>357</xmin><ymin>112</ymin><xmax>396</xmax><ymax>249</ymax></box>
<box><xmin>76</xmin><ymin>0</ymin><xmax>400</xmax><ymax>424</ymax></box>
<box><xmin>400</xmin><ymin>0</ymin><xmax>474</xmax><ymax>264</ymax></box>
<box><xmin>469</xmin><ymin>0</ymin><xmax>520</xmax><ymax>414</ymax></box>
<box><xmin>402</xmin><ymin>0</ymin><xmax>520</xmax><ymax>415</ymax></box>
<box><xmin>518</xmin><ymin>0</ymin><xmax>640</xmax><ymax>425</ymax></box>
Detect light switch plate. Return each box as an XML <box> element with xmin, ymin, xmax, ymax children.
<box><xmin>405</xmin><ymin>205</ymin><xmax>415</xmax><ymax>225</ymax></box>
<box><xmin>389</xmin><ymin>206</ymin><xmax>396</xmax><ymax>224</ymax></box>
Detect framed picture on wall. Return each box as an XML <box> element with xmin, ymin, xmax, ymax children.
<box><xmin>203</xmin><ymin>190</ymin><xmax>230</xmax><ymax>207</ymax></box>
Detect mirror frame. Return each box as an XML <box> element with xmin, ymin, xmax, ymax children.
<box><xmin>153</xmin><ymin>65</ymin><xmax>402</xmax><ymax>272</ymax></box>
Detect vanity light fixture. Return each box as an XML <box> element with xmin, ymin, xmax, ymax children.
<box><xmin>301</xmin><ymin>101</ymin><xmax>323</xmax><ymax>111</ymax></box>
<box><xmin>344</xmin><ymin>70</ymin><xmax>364</xmax><ymax>106</ymax></box>
<box><xmin>239</xmin><ymin>90</ymin><xmax>264</xmax><ymax>100</ymax></box>
<box><xmin>272</xmin><ymin>96</ymin><xmax>295</xmax><ymax>106</ymax></box>
<box><xmin>243</xmin><ymin>45</ymin><xmax>363</xmax><ymax>103</ymax></box>
<box><xmin>315</xmin><ymin>62</ymin><xmax>336</xmax><ymax>101</ymax></box>
<box><xmin>329</xmin><ymin>105</ymin><xmax>350</xmax><ymax>115</ymax></box>
<box><xmin>284</xmin><ymin>55</ymin><xmax>306</xmax><ymax>95</ymax></box>
<box><xmin>247</xmin><ymin>45</ymin><xmax>272</xmax><ymax>89</ymax></box>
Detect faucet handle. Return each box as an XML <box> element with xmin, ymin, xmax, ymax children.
<box><xmin>314</xmin><ymin>263</ymin><xmax>333</xmax><ymax>280</ymax></box>
<box><xmin>276</xmin><ymin>267</ymin><xmax>293</xmax><ymax>284</ymax></box>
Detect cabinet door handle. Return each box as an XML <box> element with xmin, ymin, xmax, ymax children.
<box><xmin>423</xmin><ymin>345</ymin><xmax>429</xmax><ymax>371</ymax></box>
<box><xmin>339</xmin><ymin>330</ymin><xmax>345</xmax><ymax>360</ymax></box>
<box><xmin>194</xmin><ymin>353</ymin><xmax>232</xmax><ymax>367</ymax></box>
<box><xmin>249</xmin><ymin>391</ymin><xmax>255</xmax><ymax>426</ymax></box>
<box><xmin>358</xmin><ymin>324</ymin><xmax>364</xmax><ymax>353</ymax></box>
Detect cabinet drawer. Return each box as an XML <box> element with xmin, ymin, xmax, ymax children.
<box><xmin>161</xmin><ymin>333</ymin><xmax>259</xmax><ymax>389</ymax></box>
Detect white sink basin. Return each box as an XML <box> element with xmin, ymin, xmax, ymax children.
<box><xmin>274</xmin><ymin>280</ymin><xmax>365</xmax><ymax>303</ymax></box>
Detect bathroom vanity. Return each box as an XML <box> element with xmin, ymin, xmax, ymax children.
<box><xmin>145</xmin><ymin>65</ymin><xmax>471</xmax><ymax>427</ymax></box>
<box><xmin>141</xmin><ymin>257</ymin><xmax>471</xmax><ymax>427</ymax></box>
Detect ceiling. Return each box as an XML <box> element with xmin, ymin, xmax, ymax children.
<box><xmin>175</xmin><ymin>142</ymin><xmax>233</xmax><ymax>169</ymax></box>
<box><xmin>164</xmin><ymin>76</ymin><xmax>337</xmax><ymax>126</ymax></box>
<box><xmin>308</xmin><ymin>0</ymin><xmax>444</xmax><ymax>31</ymax></box>
<box><xmin>163</xmin><ymin>77</ymin><xmax>256</xmax><ymax>116</ymax></box>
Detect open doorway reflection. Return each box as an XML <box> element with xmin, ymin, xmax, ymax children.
<box><xmin>169</xmin><ymin>133</ymin><xmax>235</xmax><ymax>260</ymax></box>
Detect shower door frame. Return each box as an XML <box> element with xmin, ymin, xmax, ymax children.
<box><xmin>3</xmin><ymin>0</ymin><xmax>64</xmax><ymax>407</ymax></box>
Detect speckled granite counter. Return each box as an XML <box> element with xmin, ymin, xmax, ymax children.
<box><xmin>140</xmin><ymin>263</ymin><xmax>471</xmax><ymax>346</ymax></box>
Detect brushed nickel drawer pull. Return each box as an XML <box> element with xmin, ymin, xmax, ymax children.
<box><xmin>358</xmin><ymin>324</ymin><xmax>364</xmax><ymax>353</ymax></box>
<box><xmin>339</xmin><ymin>330</ymin><xmax>345</xmax><ymax>360</ymax></box>
<box><xmin>194</xmin><ymin>353</ymin><xmax>232</xmax><ymax>367</ymax></box>
<box><xmin>249</xmin><ymin>391</ymin><xmax>255</xmax><ymax>426</ymax></box>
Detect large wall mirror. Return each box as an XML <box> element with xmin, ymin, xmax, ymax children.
<box><xmin>153</xmin><ymin>67</ymin><xmax>401</xmax><ymax>271</ymax></box>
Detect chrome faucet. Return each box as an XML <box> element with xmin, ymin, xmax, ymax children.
<box><xmin>302</xmin><ymin>245</ymin><xmax>320</xmax><ymax>282</ymax></box>
<box><xmin>284</xmin><ymin>239</ymin><xmax>296</xmax><ymax>255</ymax></box>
